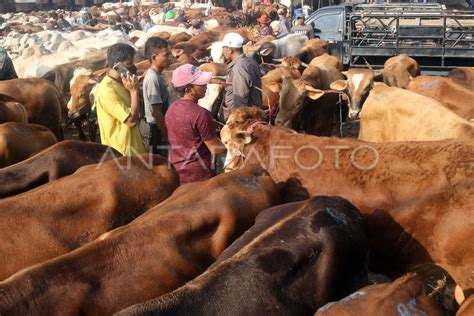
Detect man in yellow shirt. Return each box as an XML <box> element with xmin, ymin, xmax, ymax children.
<box><xmin>95</xmin><ymin>43</ymin><xmax>146</xmax><ymax>156</ymax></box>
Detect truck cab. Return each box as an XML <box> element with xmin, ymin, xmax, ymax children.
<box><xmin>305</xmin><ymin>4</ymin><xmax>347</xmax><ymax>63</ymax></box>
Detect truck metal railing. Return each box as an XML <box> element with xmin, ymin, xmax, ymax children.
<box><xmin>348</xmin><ymin>10</ymin><xmax>474</xmax><ymax>69</ymax></box>
<box><xmin>353</xmin><ymin>3</ymin><xmax>443</xmax><ymax>13</ymax></box>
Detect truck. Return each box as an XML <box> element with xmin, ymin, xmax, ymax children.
<box><xmin>304</xmin><ymin>2</ymin><xmax>474</xmax><ymax>73</ymax></box>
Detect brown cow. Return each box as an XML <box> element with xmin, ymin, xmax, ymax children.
<box><xmin>408</xmin><ymin>76</ymin><xmax>474</xmax><ymax>120</ymax></box>
<box><xmin>382</xmin><ymin>54</ymin><xmax>420</xmax><ymax>88</ymax></box>
<box><xmin>67</xmin><ymin>69</ymin><xmax>101</xmax><ymax>119</ymax></box>
<box><xmin>0</xmin><ymin>94</ymin><xmax>27</xmax><ymax>124</ymax></box>
<box><xmin>66</xmin><ymin>59</ymin><xmax>153</xmax><ymax>142</ymax></box>
<box><xmin>0</xmin><ymin>154</ymin><xmax>178</xmax><ymax>280</ymax></box>
<box><xmin>447</xmin><ymin>67</ymin><xmax>474</xmax><ymax>90</ymax></box>
<box><xmin>67</xmin><ymin>60</ymin><xmax>151</xmax><ymax>125</ymax></box>
<box><xmin>261</xmin><ymin>66</ymin><xmax>301</xmax><ymax>111</ymax></box>
<box><xmin>117</xmin><ymin>196</ymin><xmax>369</xmax><ymax>315</ymax></box>
<box><xmin>280</xmin><ymin>55</ymin><xmax>306</xmax><ymax>71</ymax></box>
<box><xmin>41</xmin><ymin>53</ymin><xmax>107</xmax><ymax>106</ymax></box>
<box><xmin>315</xmin><ymin>274</ymin><xmax>444</xmax><ymax>316</ymax></box>
<box><xmin>458</xmin><ymin>296</ymin><xmax>474</xmax><ymax>316</ymax></box>
<box><xmin>208</xmin><ymin>27</ymin><xmax>255</xmax><ymax>42</ymax></box>
<box><xmin>330</xmin><ymin>68</ymin><xmax>376</xmax><ymax>119</ymax></box>
<box><xmin>0</xmin><ymin>165</ymin><xmax>280</xmax><ymax>315</ymax></box>
<box><xmin>275</xmin><ymin>54</ymin><xmax>346</xmax><ymax>136</ymax></box>
<box><xmin>168</xmin><ymin>32</ymin><xmax>192</xmax><ymax>47</ymax></box>
<box><xmin>297</xmin><ymin>38</ymin><xmax>330</xmax><ymax>63</ymax></box>
<box><xmin>167</xmin><ymin>31</ymin><xmax>192</xmax><ymax>46</ymax></box>
<box><xmin>151</xmin><ymin>31</ymin><xmax>171</xmax><ymax>40</ymax></box>
<box><xmin>359</xmin><ymin>85</ymin><xmax>474</xmax><ymax>142</ymax></box>
<box><xmin>0</xmin><ymin>140</ymin><xmax>120</xmax><ymax>199</ymax></box>
<box><xmin>172</xmin><ymin>32</ymin><xmax>216</xmax><ymax>54</ymax></box>
<box><xmin>308</xmin><ymin>53</ymin><xmax>343</xmax><ymax>71</ymax></box>
<box><xmin>0</xmin><ymin>78</ymin><xmax>63</xmax><ymax>139</ymax></box>
<box><xmin>331</xmin><ymin>54</ymin><xmax>420</xmax><ymax>119</ymax></box>
<box><xmin>0</xmin><ymin>122</ymin><xmax>57</xmax><ymax>168</ymax></box>
<box><xmin>220</xmin><ymin>107</ymin><xmax>474</xmax><ymax>301</ymax></box>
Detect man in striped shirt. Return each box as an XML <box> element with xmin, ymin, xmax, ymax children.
<box><xmin>291</xmin><ymin>15</ymin><xmax>314</xmax><ymax>39</ymax></box>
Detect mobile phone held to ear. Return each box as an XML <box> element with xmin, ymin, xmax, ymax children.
<box><xmin>113</xmin><ymin>62</ymin><xmax>130</xmax><ymax>76</ymax></box>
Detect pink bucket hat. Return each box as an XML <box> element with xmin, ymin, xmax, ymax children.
<box><xmin>171</xmin><ymin>64</ymin><xmax>213</xmax><ymax>88</ymax></box>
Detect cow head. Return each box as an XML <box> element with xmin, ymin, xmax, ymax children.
<box><xmin>67</xmin><ymin>68</ymin><xmax>99</xmax><ymax>119</ymax></box>
<box><xmin>330</xmin><ymin>68</ymin><xmax>380</xmax><ymax>120</ymax></box>
<box><xmin>297</xmin><ymin>39</ymin><xmax>329</xmax><ymax>64</ymax></box>
<box><xmin>281</xmin><ymin>56</ymin><xmax>305</xmax><ymax>72</ymax></box>
<box><xmin>221</xmin><ymin>107</ymin><xmax>266</xmax><ymax>172</ymax></box>
<box><xmin>275</xmin><ymin>68</ymin><xmax>325</xmax><ymax>127</ymax></box>
<box><xmin>382</xmin><ymin>54</ymin><xmax>420</xmax><ymax>89</ymax></box>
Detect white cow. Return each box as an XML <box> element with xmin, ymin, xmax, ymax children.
<box><xmin>13</xmin><ymin>28</ymin><xmax>133</xmax><ymax>78</ymax></box>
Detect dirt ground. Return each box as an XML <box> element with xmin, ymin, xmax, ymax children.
<box><xmin>333</xmin><ymin>119</ymin><xmax>360</xmax><ymax>139</ymax></box>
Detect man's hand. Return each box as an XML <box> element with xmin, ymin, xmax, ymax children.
<box><xmin>121</xmin><ymin>73</ymin><xmax>139</xmax><ymax>92</ymax></box>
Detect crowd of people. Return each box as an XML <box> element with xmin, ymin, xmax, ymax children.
<box><xmin>256</xmin><ymin>7</ymin><xmax>314</xmax><ymax>39</ymax></box>
<box><xmin>0</xmin><ymin>2</ymin><xmax>312</xmax><ymax>185</ymax></box>
<box><xmin>96</xmin><ymin>31</ymin><xmax>265</xmax><ymax>184</ymax></box>
<box><xmin>87</xmin><ymin>4</ymin><xmax>310</xmax><ymax>185</ymax></box>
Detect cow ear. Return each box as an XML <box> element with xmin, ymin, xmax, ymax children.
<box><xmin>172</xmin><ymin>49</ymin><xmax>184</xmax><ymax>58</ymax></box>
<box><xmin>330</xmin><ymin>80</ymin><xmax>347</xmax><ymax>91</ymax></box>
<box><xmin>88</xmin><ymin>78</ymin><xmax>99</xmax><ymax>85</ymax></box>
<box><xmin>305</xmin><ymin>85</ymin><xmax>325</xmax><ymax>100</ymax></box>
<box><xmin>234</xmin><ymin>130</ymin><xmax>252</xmax><ymax>145</ymax></box>
<box><xmin>259</xmin><ymin>47</ymin><xmax>273</xmax><ymax>56</ymax></box>
<box><xmin>267</xmin><ymin>82</ymin><xmax>281</xmax><ymax>94</ymax></box>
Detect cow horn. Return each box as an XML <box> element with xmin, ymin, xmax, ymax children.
<box><xmin>363</xmin><ymin>57</ymin><xmax>373</xmax><ymax>70</ymax></box>
<box><xmin>301</xmin><ymin>62</ymin><xmax>309</xmax><ymax>68</ymax></box>
<box><xmin>272</xmin><ymin>58</ymin><xmax>283</xmax><ymax>62</ymax></box>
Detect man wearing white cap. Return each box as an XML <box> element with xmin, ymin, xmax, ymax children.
<box><xmin>218</xmin><ymin>32</ymin><xmax>262</xmax><ymax>116</ymax></box>
<box><xmin>165</xmin><ymin>64</ymin><xmax>226</xmax><ymax>184</ymax></box>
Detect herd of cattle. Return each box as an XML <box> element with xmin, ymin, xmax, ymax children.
<box><xmin>0</xmin><ymin>2</ymin><xmax>473</xmax><ymax>316</ymax></box>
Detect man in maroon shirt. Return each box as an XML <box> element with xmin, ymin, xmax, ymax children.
<box><xmin>165</xmin><ymin>64</ymin><xmax>226</xmax><ymax>184</ymax></box>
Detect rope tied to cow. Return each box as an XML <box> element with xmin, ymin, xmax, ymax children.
<box><xmin>259</xmin><ymin>55</ymin><xmax>278</xmax><ymax>70</ymax></box>
<box><xmin>320</xmin><ymin>89</ymin><xmax>352</xmax><ymax>138</ymax></box>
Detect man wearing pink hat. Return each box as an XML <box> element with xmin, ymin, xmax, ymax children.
<box><xmin>165</xmin><ymin>64</ymin><xmax>226</xmax><ymax>184</ymax></box>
